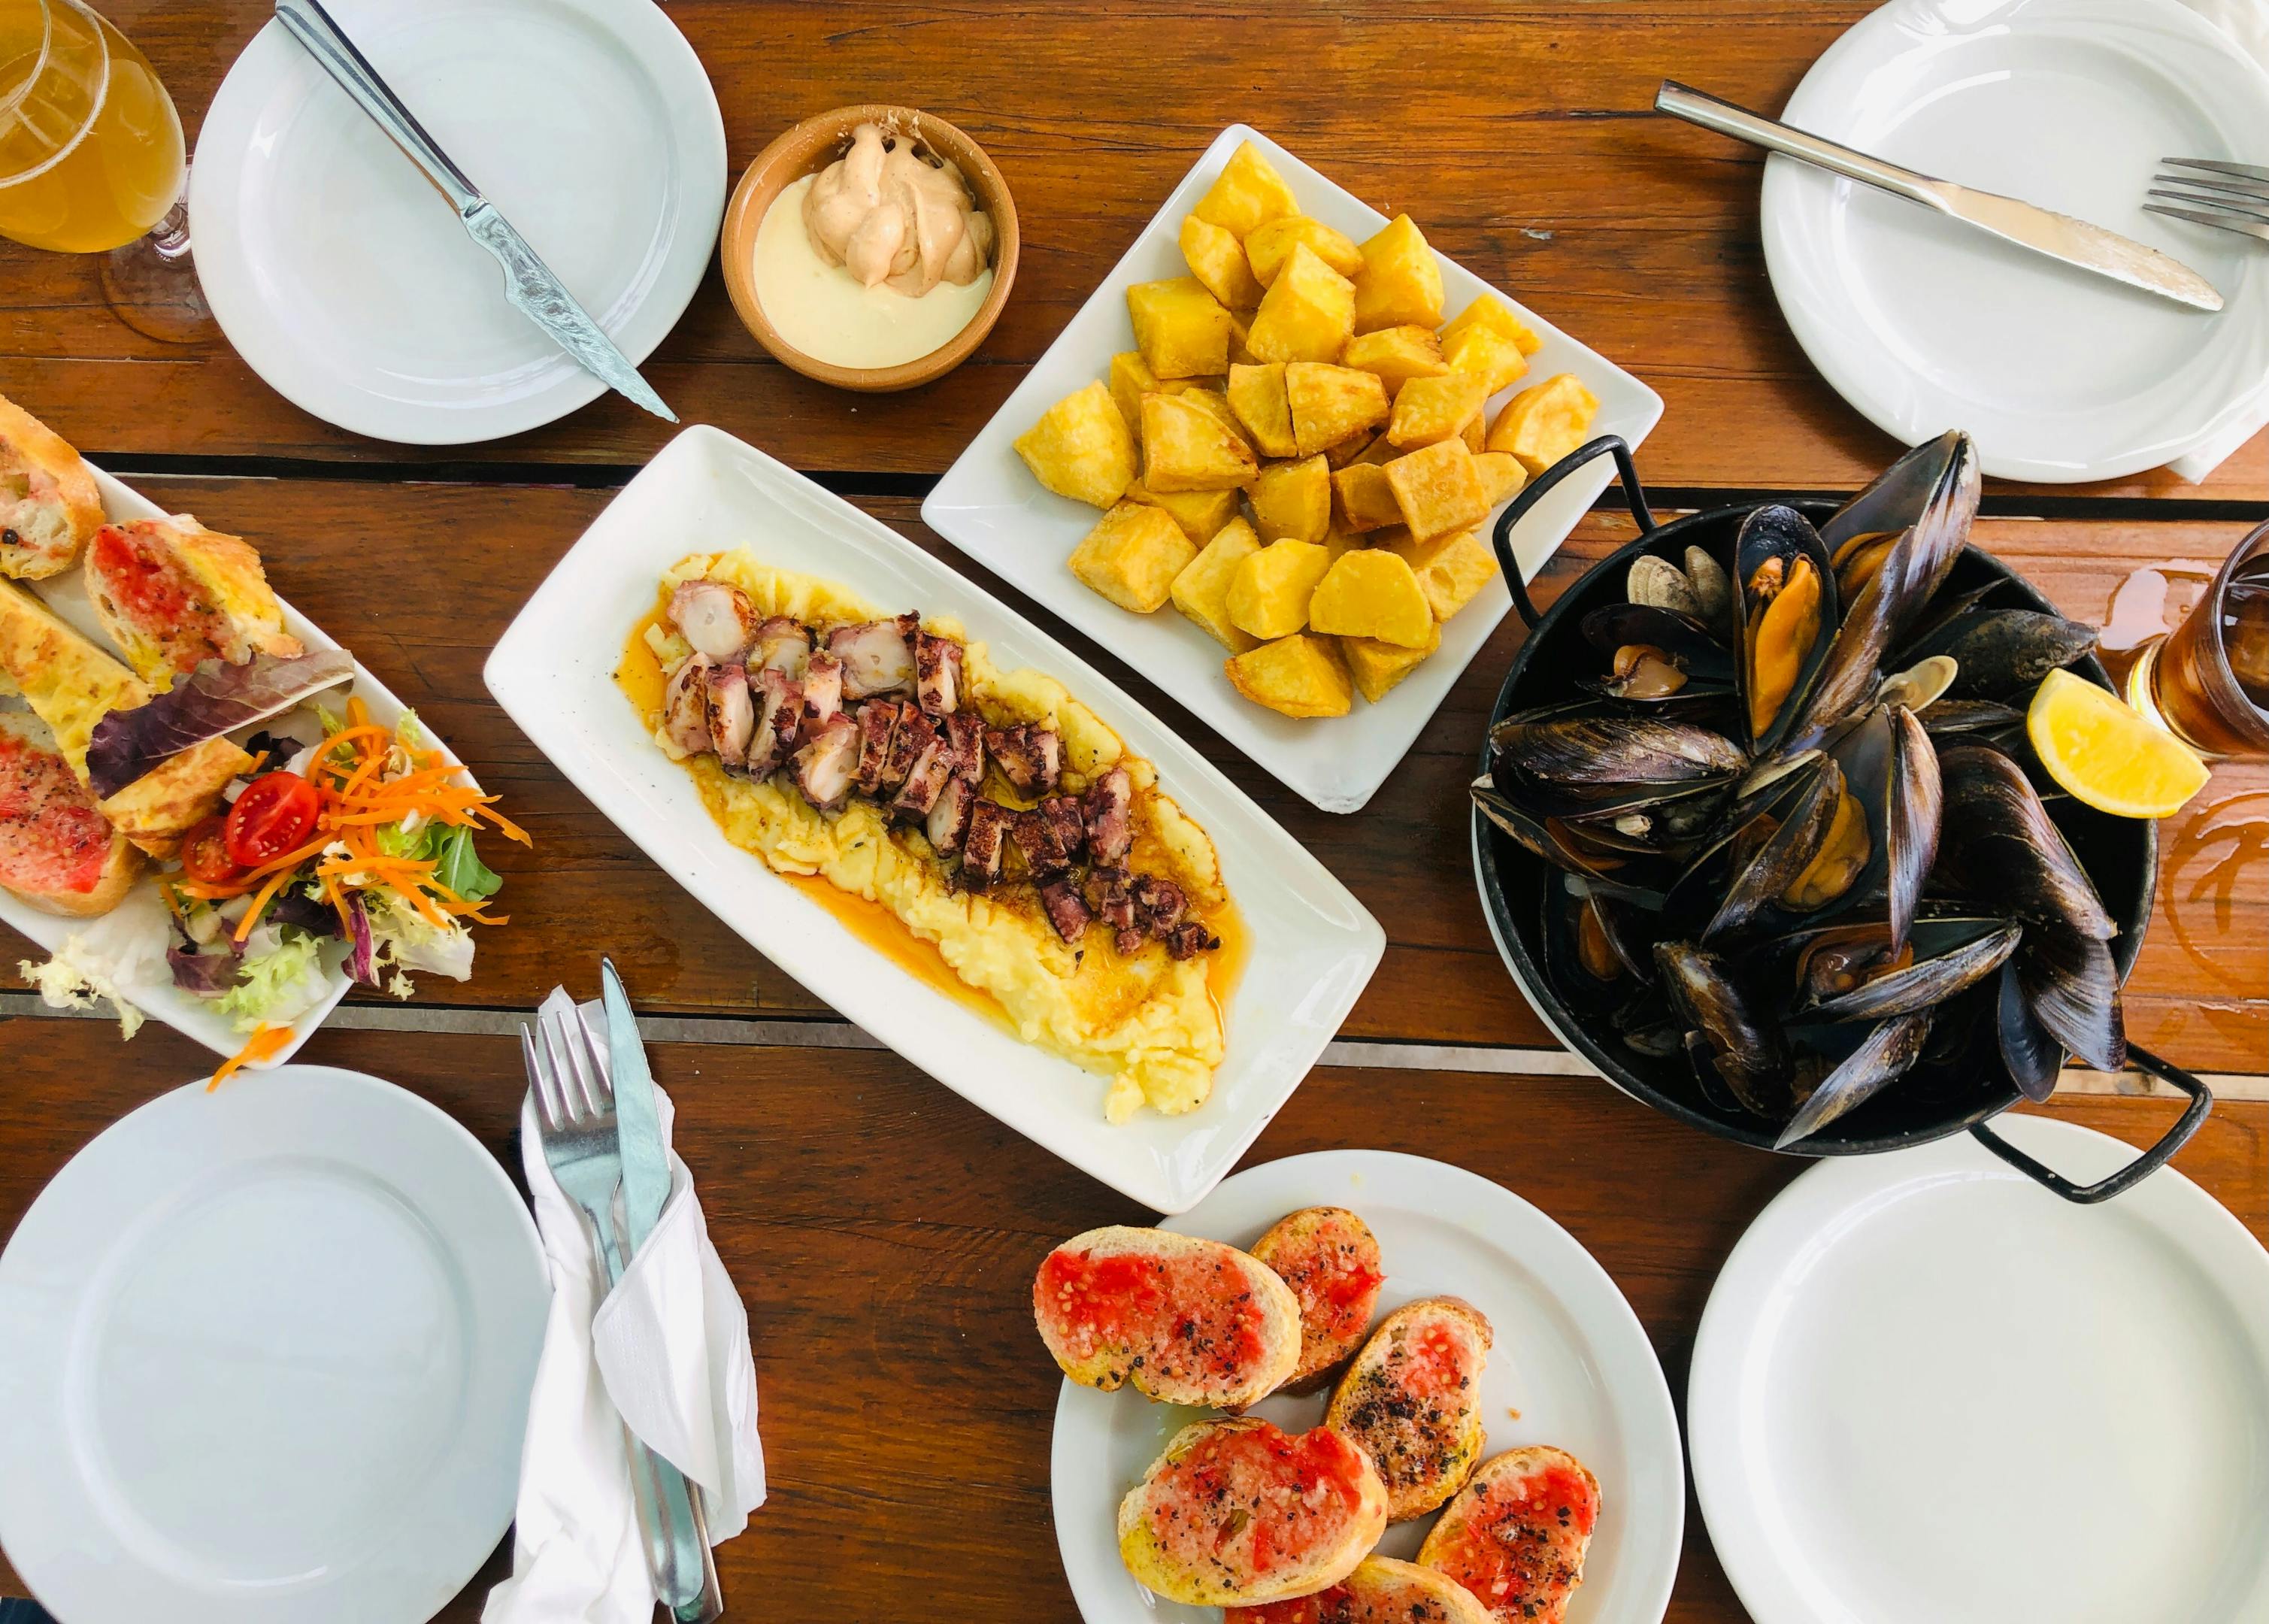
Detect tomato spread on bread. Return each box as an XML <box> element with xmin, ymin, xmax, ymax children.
<box><xmin>1249</xmin><ymin>1206</ymin><xmax>1386</xmax><ymax>1390</ymax></box>
<box><xmin>1418</xmin><ymin>1447</ymin><xmax>1601</xmax><ymax>1624</ymax></box>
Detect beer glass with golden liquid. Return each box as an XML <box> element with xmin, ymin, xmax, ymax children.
<box><xmin>2130</xmin><ymin>520</ymin><xmax>2269</xmax><ymax>762</ymax></box>
<box><xmin>0</xmin><ymin>0</ymin><xmax>204</xmax><ymax>338</ymax></box>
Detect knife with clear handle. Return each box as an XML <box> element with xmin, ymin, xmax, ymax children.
<box><xmin>1655</xmin><ymin>80</ymin><xmax>2225</xmax><ymax>314</ymax></box>
<box><xmin>271</xmin><ymin>0</ymin><xmax>678</xmax><ymax>420</ymax></box>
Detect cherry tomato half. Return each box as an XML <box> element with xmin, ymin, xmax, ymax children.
<box><xmin>224</xmin><ymin>772</ymin><xmax>320</xmax><ymax>868</ymax></box>
<box><xmin>180</xmin><ymin>815</ymin><xmax>244</xmax><ymax>886</ymax></box>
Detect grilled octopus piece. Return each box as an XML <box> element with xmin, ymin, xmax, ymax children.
<box><xmin>791</xmin><ymin>714</ymin><xmax>859</xmax><ymax>811</ymax></box>
<box><xmin>941</xmin><ymin>711</ymin><xmax>986</xmax><ymax>781</ymax></box>
<box><xmin>960</xmin><ymin>800</ymin><xmax>1012</xmax><ymax>889</ymax></box>
<box><xmin>893</xmin><ymin>736</ymin><xmax>956</xmax><ymax>819</ymax></box>
<box><xmin>927</xmin><ymin>776</ymin><xmax>975</xmax><ymax>855</ymax></box>
<box><xmin>829</xmin><ymin>618</ymin><xmax>916</xmax><ymax>698</ymax></box>
<box><xmin>880</xmin><ymin>707</ymin><xmax>937</xmax><ymax>793</ymax></box>
<box><xmin>704</xmin><ymin>662</ymin><xmax>755</xmax><ymax>767</ymax></box>
<box><xmin>986</xmin><ymin>724</ymin><xmax>1062</xmax><ymax>796</ymax></box>
<box><xmin>1083</xmin><ymin>766</ymin><xmax>1132</xmax><ymax>865</ymax></box>
<box><xmin>801</xmin><ymin>651</ymin><xmax>844</xmax><ymax>725</ymax></box>
<box><xmin>659</xmin><ymin>653</ymin><xmax>713</xmax><ymax>761</ymax></box>
<box><xmin>668</xmin><ymin>580</ymin><xmax>758</xmax><ymax>662</ymax></box>
<box><xmin>853</xmin><ymin>700</ymin><xmax>902</xmax><ymax>794</ymax></box>
<box><xmin>747</xmin><ymin>668</ymin><xmax>804</xmax><ymax>777</ymax></box>
<box><xmin>914</xmin><ymin>629</ymin><xmax>963</xmax><ymax>717</ymax></box>
<box><xmin>750</xmin><ymin>615</ymin><xmax>811</xmax><ymax>677</ymax></box>
<box><xmin>1131</xmin><ymin>874</ymin><xmax>1188</xmax><ymax>934</ymax></box>
<box><xmin>1038</xmin><ymin>877</ymin><xmax>1093</xmax><ymax>944</ymax></box>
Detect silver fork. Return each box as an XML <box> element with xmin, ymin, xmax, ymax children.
<box><xmin>525</xmin><ymin>1000</ymin><xmax>725</xmax><ymax>1622</ymax></box>
<box><xmin>2148</xmin><ymin>159</ymin><xmax>2269</xmax><ymax>244</ymax></box>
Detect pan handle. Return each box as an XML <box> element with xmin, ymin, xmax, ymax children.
<box><xmin>1489</xmin><ymin>434</ymin><xmax>1657</xmax><ymax>629</ymax></box>
<box><xmin>1967</xmin><ymin>1045</ymin><xmax>2213</xmax><ymax>1204</ymax></box>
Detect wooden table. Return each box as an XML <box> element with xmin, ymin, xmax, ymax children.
<box><xmin>2</xmin><ymin>5</ymin><xmax>2263</xmax><ymax>1621</ymax></box>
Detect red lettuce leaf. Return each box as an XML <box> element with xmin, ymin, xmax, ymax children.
<box><xmin>86</xmin><ymin>651</ymin><xmax>355</xmax><ymax>798</ymax></box>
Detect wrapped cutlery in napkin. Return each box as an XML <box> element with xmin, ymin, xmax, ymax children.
<box><xmin>485</xmin><ymin>989</ymin><xmax>765</xmax><ymax>1624</ymax></box>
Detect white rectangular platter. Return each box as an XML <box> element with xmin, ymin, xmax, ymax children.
<box><xmin>484</xmin><ymin>424</ymin><xmax>1385</xmax><ymax>1213</ymax></box>
<box><xmin>0</xmin><ymin>465</ymin><xmax>464</xmax><ymax>1069</ymax></box>
<box><xmin>923</xmin><ymin>123</ymin><xmax>1663</xmax><ymax>814</ymax></box>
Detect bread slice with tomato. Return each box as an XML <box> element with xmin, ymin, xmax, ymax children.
<box><xmin>1225</xmin><ymin>1555</ymin><xmax>1495</xmax><ymax>1624</ymax></box>
<box><xmin>1248</xmin><ymin>1205</ymin><xmax>1385</xmax><ymax>1392</ymax></box>
<box><xmin>0</xmin><ymin>394</ymin><xmax>103</xmax><ymax>582</ymax></box>
<box><xmin>1033</xmin><ymin>1225</ymin><xmax>1301</xmax><ymax>1408</ymax></box>
<box><xmin>1117</xmin><ymin>1416</ymin><xmax>1389</xmax><ymax>1607</ymax></box>
<box><xmin>0</xmin><ymin>712</ymin><xmax>138</xmax><ymax>916</ymax></box>
<box><xmin>83</xmin><ymin>515</ymin><xmax>301</xmax><ymax>689</ymax></box>
<box><xmin>1416</xmin><ymin>1446</ymin><xmax>1602</xmax><ymax>1624</ymax></box>
<box><xmin>1325</xmin><ymin>1295</ymin><xmax>1493</xmax><ymax>1520</ymax></box>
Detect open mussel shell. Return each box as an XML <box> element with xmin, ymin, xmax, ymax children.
<box><xmin>1734</xmin><ymin>505</ymin><xmax>1840</xmax><ymax>756</ymax></box>
<box><xmin>1880</xmin><ymin>705</ymin><xmax>1940</xmax><ymax>950</ymax></box>
<box><xmin>1774</xmin><ymin>1011</ymin><xmax>1934</xmax><ymax>1149</ymax></box>
<box><xmin>1699</xmin><ymin>755</ymin><xmax>1846</xmax><ymax>942</ymax></box>
<box><xmin>1492</xmin><ymin>714</ymin><xmax>1748</xmax><ymax>789</ymax></box>
<box><xmin>1655</xmin><ymin>940</ymin><xmax>1789</xmax><ymax>1116</ymax></box>
<box><xmin>1936</xmin><ymin>745</ymin><xmax>2115</xmax><ymax>940</ymax></box>
<box><xmin>1819</xmin><ymin>429</ymin><xmax>1982</xmax><ymax>622</ymax></box>
<box><xmin>1582</xmin><ymin>604</ymin><xmax>1734</xmax><ymax>702</ymax></box>
<box><xmin>1560</xmin><ymin>782</ymin><xmax>1726</xmax><ymax>856</ymax></box>
<box><xmin>1916</xmin><ymin>697</ymin><xmax>2024</xmax><ymax>738</ymax></box>
<box><xmin>1906</xmin><ymin>607</ymin><xmax>2098</xmax><ymax>701</ymax></box>
<box><xmin>2016</xmin><ymin>925</ymin><xmax>2126</xmax><ymax>1074</ymax></box>
<box><xmin>1473</xmin><ymin>778</ymin><xmax>1669</xmax><ymax>907</ymax></box>
<box><xmin>1997</xmin><ymin>957</ymin><xmax>2063</xmax><ymax>1102</ymax></box>
<box><xmin>1550</xmin><ymin>877</ymin><xmax>1662</xmax><ymax>999</ymax></box>
<box><xmin>1795</xmin><ymin>917</ymin><xmax>2021</xmax><ymax>1023</ymax></box>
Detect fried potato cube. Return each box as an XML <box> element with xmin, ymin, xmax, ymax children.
<box><xmin>1387</xmin><ymin>526</ymin><xmax>1501</xmax><ymax>621</ymax></box>
<box><xmin>1307</xmin><ymin>549</ymin><xmax>1434</xmax><ymax>648</ymax></box>
<box><xmin>1108</xmin><ymin>353</ymin><xmax>1210</xmax><ymax>433</ymax></box>
<box><xmin>1014</xmin><ymin>380</ymin><xmax>1138</xmax><ymax>508</ymax></box>
<box><xmin>1353</xmin><ymin>214</ymin><xmax>1444</xmax><ymax>334</ymax></box>
<box><xmin>1443</xmin><ymin>320</ymin><xmax>1529</xmax><ymax>395</ymax></box>
<box><xmin>1461</xmin><ymin>411</ymin><xmax>1486</xmax><ymax>452</ymax></box>
<box><xmin>1474</xmin><ymin>450</ymin><xmax>1526</xmax><ymax>508</ymax></box>
<box><xmin>1250</xmin><ymin>454</ymin><xmax>1331</xmax><ymax>544</ymax></box>
<box><xmin>1487</xmin><ymin>373</ymin><xmax>1602</xmax><ymax>475</ymax></box>
<box><xmin>1384</xmin><ymin>439</ymin><xmax>1489</xmax><ymax>541</ymax></box>
<box><xmin>1070</xmin><ymin>502</ymin><xmax>1197</xmax><ymax>612</ymax></box>
<box><xmin>1247</xmin><ymin>244</ymin><xmax>1356</xmax><ymax>364</ymax></box>
<box><xmin>1177</xmin><ymin>386</ymin><xmax>1253</xmax><ymax>447</ymax></box>
<box><xmin>1125</xmin><ymin>475</ymin><xmax>1242</xmax><ymax>546</ymax></box>
<box><xmin>1127</xmin><ymin>277</ymin><xmax>1232</xmax><ymax>379</ymax></box>
<box><xmin>1330</xmin><ymin>462</ymin><xmax>1404</xmax><ymax>534</ymax></box>
<box><xmin>1170</xmin><ymin>517</ymin><xmax>1263</xmax><ymax>652</ymax></box>
<box><xmin>1440</xmin><ymin>292</ymin><xmax>1543</xmax><ymax>357</ymax></box>
<box><xmin>1227</xmin><ymin>308</ymin><xmax>1260</xmax><ymax>367</ymax></box>
<box><xmin>1340</xmin><ymin>622</ymin><xmax>1440</xmax><ymax>703</ymax></box>
<box><xmin>1227</xmin><ymin>538</ymin><xmax>1331</xmax><ymax>640</ymax></box>
<box><xmin>1245</xmin><ymin>215</ymin><xmax>1364</xmax><ymax>285</ymax></box>
<box><xmin>1226</xmin><ymin>363</ymin><xmax>1298</xmax><ymax>459</ymax></box>
<box><xmin>1284</xmin><ymin>361</ymin><xmax>1389</xmax><ymax>458</ymax></box>
<box><xmin>1386</xmin><ymin>371</ymin><xmax>1491</xmax><ymax>450</ymax></box>
<box><xmin>1192</xmin><ymin>140</ymin><xmax>1300</xmax><ymax>241</ymax></box>
<box><xmin>1225</xmin><ymin>633</ymin><xmax>1352</xmax><ymax>718</ymax></box>
<box><xmin>1321</xmin><ymin>526</ymin><xmax>1362</xmax><ymax>566</ymax></box>
<box><xmin>1141</xmin><ymin>392</ymin><xmax>1258</xmax><ymax>492</ymax></box>
<box><xmin>1179</xmin><ymin>213</ymin><xmax>1264</xmax><ymax>311</ymax></box>
<box><xmin>1340</xmin><ymin>324</ymin><xmax>1448</xmax><ymax>398</ymax></box>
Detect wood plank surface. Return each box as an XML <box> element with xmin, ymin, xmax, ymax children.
<box><xmin>0</xmin><ymin>0</ymin><xmax>2259</xmax><ymax>499</ymax></box>
<box><xmin>4</xmin><ymin>477</ymin><xmax>2262</xmax><ymax>1070</ymax></box>
<box><xmin>0</xmin><ymin>1024</ymin><xmax>2259</xmax><ymax>1617</ymax></box>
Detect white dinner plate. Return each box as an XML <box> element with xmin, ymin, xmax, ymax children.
<box><xmin>0</xmin><ymin>463</ymin><xmax>476</xmax><ymax>1068</ymax></box>
<box><xmin>1689</xmin><ymin>1115</ymin><xmax>2269</xmax><ymax>1624</ymax></box>
<box><xmin>484</xmin><ymin>423</ymin><xmax>1383</xmax><ymax>1213</ymax></box>
<box><xmin>1051</xmin><ymin>1150</ymin><xmax>1683</xmax><ymax>1624</ymax></box>
<box><xmin>1763</xmin><ymin>0</ymin><xmax>2269</xmax><ymax>483</ymax></box>
<box><xmin>925</xmin><ymin>125</ymin><xmax>1663</xmax><ymax>814</ymax></box>
<box><xmin>190</xmin><ymin>0</ymin><xmax>724</xmax><ymax>444</ymax></box>
<box><xmin>0</xmin><ymin>1066</ymin><xmax>549</xmax><ymax>1624</ymax></box>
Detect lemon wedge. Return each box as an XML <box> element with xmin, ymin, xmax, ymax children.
<box><xmin>2026</xmin><ymin>667</ymin><xmax>2209</xmax><ymax>819</ymax></box>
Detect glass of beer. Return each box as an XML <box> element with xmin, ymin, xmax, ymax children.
<box><xmin>2130</xmin><ymin>520</ymin><xmax>2269</xmax><ymax>761</ymax></box>
<box><xmin>0</xmin><ymin>0</ymin><xmax>206</xmax><ymax>339</ymax></box>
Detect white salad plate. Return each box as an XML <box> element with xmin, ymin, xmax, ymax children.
<box><xmin>1764</xmin><ymin>0</ymin><xmax>2269</xmax><ymax>483</ymax></box>
<box><xmin>191</xmin><ymin>0</ymin><xmax>725</xmax><ymax>445</ymax></box>
<box><xmin>1051</xmin><ymin>1150</ymin><xmax>1684</xmax><ymax>1624</ymax></box>
<box><xmin>925</xmin><ymin>124</ymin><xmax>1663</xmax><ymax>814</ymax></box>
<box><xmin>0</xmin><ymin>1065</ymin><xmax>549</xmax><ymax>1624</ymax></box>
<box><xmin>0</xmin><ymin>465</ymin><xmax>468</xmax><ymax>1068</ymax></box>
<box><xmin>1689</xmin><ymin>1115</ymin><xmax>2269</xmax><ymax>1624</ymax></box>
<box><xmin>485</xmin><ymin>423</ymin><xmax>1384</xmax><ymax>1213</ymax></box>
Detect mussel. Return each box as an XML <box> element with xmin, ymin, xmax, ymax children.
<box><xmin>1696</xmin><ymin>754</ymin><xmax>1855</xmax><ymax>941</ymax></box>
<box><xmin>1655</xmin><ymin>941</ymin><xmax>1788</xmax><ymax>1116</ymax></box>
<box><xmin>1935</xmin><ymin>746</ymin><xmax>2114</xmax><ymax>940</ymax></box>
<box><xmin>1819</xmin><ymin>429</ymin><xmax>1981</xmax><ymax>630</ymax></box>
<box><xmin>1776</xmin><ymin>1012</ymin><xmax>1934</xmax><ymax>1148</ymax></box>
<box><xmin>1906</xmin><ymin>607</ymin><xmax>2098</xmax><ymax>701</ymax></box>
<box><xmin>2014</xmin><ymin>926</ymin><xmax>2125</xmax><ymax>1074</ymax></box>
<box><xmin>1733</xmin><ymin>506</ymin><xmax>1838</xmax><ymax>755</ymax></box>
<box><xmin>1581</xmin><ymin>604</ymin><xmax>1733</xmax><ymax>702</ymax></box>
<box><xmin>1786</xmin><ymin>916</ymin><xmax>2020</xmax><ymax>1023</ymax></box>
<box><xmin>1492</xmin><ymin>714</ymin><xmax>1748</xmax><ymax>789</ymax></box>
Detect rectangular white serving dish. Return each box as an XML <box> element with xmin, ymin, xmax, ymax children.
<box><xmin>924</xmin><ymin>123</ymin><xmax>1663</xmax><ymax>814</ymax></box>
<box><xmin>484</xmin><ymin>423</ymin><xmax>1384</xmax><ymax>1213</ymax></box>
<box><xmin>0</xmin><ymin>465</ymin><xmax>463</xmax><ymax>1068</ymax></box>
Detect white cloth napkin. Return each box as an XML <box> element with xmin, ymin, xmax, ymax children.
<box><xmin>483</xmin><ymin>989</ymin><xmax>766</xmax><ymax>1624</ymax></box>
<box><xmin>2169</xmin><ymin>0</ymin><xmax>2269</xmax><ymax>481</ymax></box>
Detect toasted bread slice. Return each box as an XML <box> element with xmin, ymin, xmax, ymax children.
<box><xmin>0</xmin><ymin>713</ymin><xmax>138</xmax><ymax>916</ymax></box>
<box><xmin>1118</xmin><ymin>1417</ymin><xmax>1389</xmax><ymax>1607</ymax></box>
<box><xmin>1325</xmin><ymin>1295</ymin><xmax>1492</xmax><ymax>1520</ymax></box>
<box><xmin>0</xmin><ymin>394</ymin><xmax>102</xmax><ymax>580</ymax></box>
<box><xmin>1416</xmin><ymin>1447</ymin><xmax>1601</xmax><ymax>1624</ymax></box>
<box><xmin>84</xmin><ymin>515</ymin><xmax>301</xmax><ymax>687</ymax></box>
<box><xmin>1225</xmin><ymin>1555</ymin><xmax>1495</xmax><ymax>1624</ymax></box>
<box><xmin>1250</xmin><ymin>1205</ymin><xmax>1385</xmax><ymax>1392</ymax></box>
<box><xmin>1035</xmin><ymin>1225</ymin><xmax>1300</xmax><ymax>1407</ymax></box>
<box><xmin>98</xmin><ymin>735</ymin><xmax>254</xmax><ymax>861</ymax></box>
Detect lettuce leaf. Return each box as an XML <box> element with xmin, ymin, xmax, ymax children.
<box><xmin>432</xmin><ymin>825</ymin><xmax>502</xmax><ymax>903</ymax></box>
<box><xmin>214</xmin><ymin>931</ymin><xmax>331</xmax><ymax>1032</ymax></box>
<box><xmin>86</xmin><ymin>651</ymin><xmax>355</xmax><ymax>798</ymax></box>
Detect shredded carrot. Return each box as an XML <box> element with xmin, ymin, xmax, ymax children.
<box><xmin>232</xmin><ymin>865</ymin><xmax>302</xmax><ymax>944</ymax></box>
<box><xmin>209</xmin><ymin>1023</ymin><xmax>291</xmax><ymax>1090</ymax></box>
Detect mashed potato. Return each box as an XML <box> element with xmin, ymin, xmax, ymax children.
<box><xmin>638</xmin><ymin>551</ymin><xmax>1229</xmax><ymax>1123</ymax></box>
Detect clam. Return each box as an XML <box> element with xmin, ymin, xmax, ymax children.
<box><xmin>1627</xmin><ymin>547</ymin><xmax>1735</xmax><ymax>636</ymax></box>
<box><xmin>1733</xmin><ymin>506</ymin><xmax>1839</xmax><ymax>756</ymax></box>
<box><xmin>1876</xmin><ymin>654</ymin><xmax>1958</xmax><ymax>713</ymax></box>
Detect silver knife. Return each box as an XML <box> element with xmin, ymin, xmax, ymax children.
<box><xmin>601</xmin><ymin>957</ymin><xmax>671</xmax><ymax>1250</ymax></box>
<box><xmin>1656</xmin><ymin>80</ymin><xmax>2224</xmax><ymax>314</ymax></box>
<box><xmin>272</xmin><ymin>0</ymin><xmax>678</xmax><ymax>420</ymax></box>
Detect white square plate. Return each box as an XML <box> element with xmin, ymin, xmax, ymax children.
<box><xmin>924</xmin><ymin>124</ymin><xmax>1663</xmax><ymax>814</ymax></box>
<box><xmin>484</xmin><ymin>425</ymin><xmax>1384</xmax><ymax>1213</ymax></box>
<box><xmin>0</xmin><ymin>465</ymin><xmax>469</xmax><ymax>1068</ymax></box>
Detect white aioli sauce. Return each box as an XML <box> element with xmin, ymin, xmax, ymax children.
<box><xmin>753</xmin><ymin>174</ymin><xmax>994</xmax><ymax>370</ymax></box>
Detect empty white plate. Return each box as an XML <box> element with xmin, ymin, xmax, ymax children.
<box><xmin>1763</xmin><ymin>0</ymin><xmax>2269</xmax><ymax>482</ymax></box>
<box><xmin>1689</xmin><ymin>1114</ymin><xmax>2269</xmax><ymax>1624</ymax></box>
<box><xmin>0</xmin><ymin>1067</ymin><xmax>549</xmax><ymax>1623</ymax></box>
<box><xmin>191</xmin><ymin>0</ymin><xmax>724</xmax><ymax>444</ymax></box>
<box><xmin>1051</xmin><ymin>1150</ymin><xmax>1683</xmax><ymax>1624</ymax></box>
